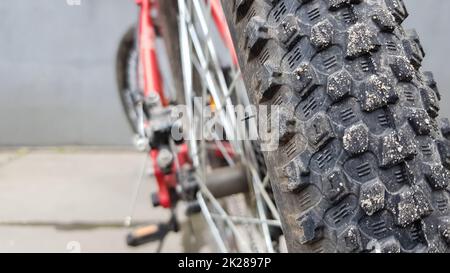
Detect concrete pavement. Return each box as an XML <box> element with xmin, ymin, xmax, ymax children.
<box><xmin>0</xmin><ymin>148</ymin><xmax>210</xmax><ymax>253</ymax></box>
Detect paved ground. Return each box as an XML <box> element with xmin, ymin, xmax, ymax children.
<box><xmin>0</xmin><ymin>148</ymin><xmax>210</xmax><ymax>253</ymax></box>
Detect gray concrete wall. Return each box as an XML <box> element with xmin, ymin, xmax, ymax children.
<box><xmin>0</xmin><ymin>0</ymin><xmax>448</xmax><ymax>146</ymax></box>
<box><xmin>0</xmin><ymin>0</ymin><xmax>136</xmax><ymax>146</ymax></box>
<box><xmin>405</xmin><ymin>0</ymin><xmax>450</xmax><ymax>119</ymax></box>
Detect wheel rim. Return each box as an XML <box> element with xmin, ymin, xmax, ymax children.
<box><xmin>176</xmin><ymin>0</ymin><xmax>282</xmax><ymax>253</ymax></box>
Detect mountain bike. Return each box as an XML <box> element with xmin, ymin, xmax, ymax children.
<box><xmin>117</xmin><ymin>0</ymin><xmax>450</xmax><ymax>253</ymax></box>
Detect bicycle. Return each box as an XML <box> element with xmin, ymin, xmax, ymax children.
<box><xmin>117</xmin><ymin>0</ymin><xmax>450</xmax><ymax>253</ymax></box>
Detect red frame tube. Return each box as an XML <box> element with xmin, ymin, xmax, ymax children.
<box><xmin>135</xmin><ymin>0</ymin><xmax>237</xmax><ymax>106</ymax></box>
<box><xmin>209</xmin><ymin>0</ymin><xmax>238</xmax><ymax>66</ymax></box>
<box><xmin>136</xmin><ymin>0</ymin><xmax>168</xmax><ymax>106</ymax></box>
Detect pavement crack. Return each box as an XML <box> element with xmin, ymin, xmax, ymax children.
<box><xmin>0</xmin><ymin>220</ymin><xmax>154</xmax><ymax>231</ymax></box>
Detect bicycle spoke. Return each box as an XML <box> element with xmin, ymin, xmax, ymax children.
<box><xmin>247</xmin><ymin>164</ymin><xmax>281</xmax><ymax>222</ymax></box>
<box><xmin>253</xmin><ymin>176</ymin><xmax>275</xmax><ymax>253</ymax></box>
<box><xmin>210</xmin><ymin>214</ymin><xmax>281</xmax><ymax>227</ymax></box>
<box><xmin>178</xmin><ymin>0</ymin><xmax>200</xmax><ymax>168</ymax></box>
<box><xmin>197</xmin><ymin>192</ymin><xmax>228</xmax><ymax>253</ymax></box>
<box><xmin>177</xmin><ymin>0</ymin><xmax>279</xmax><ymax>253</ymax></box>
<box><xmin>194</xmin><ymin>174</ymin><xmax>252</xmax><ymax>252</ymax></box>
<box><xmin>192</xmin><ymin>0</ymin><xmax>237</xmax><ymax>127</ymax></box>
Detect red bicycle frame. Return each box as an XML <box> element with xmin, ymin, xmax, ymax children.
<box><xmin>209</xmin><ymin>0</ymin><xmax>238</xmax><ymax>65</ymax></box>
<box><xmin>135</xmin><ymin>0</ymin><xmax>238</xmax><ymax>208</ymax></box>
<box><xmin>135</xmin><ymin>0</ymin><xmax>167</xmax><ymax>106</ymax></box>
<box><xmin>135</xmin><ymin>0</ymin><xmax>236</xmax><ymax>104</ymax></box>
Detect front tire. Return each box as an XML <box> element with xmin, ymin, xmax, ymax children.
<box><xmin>221</xmin><ymin>0</ymin><xmax>450</xmax><ymax>253</ymax></box>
